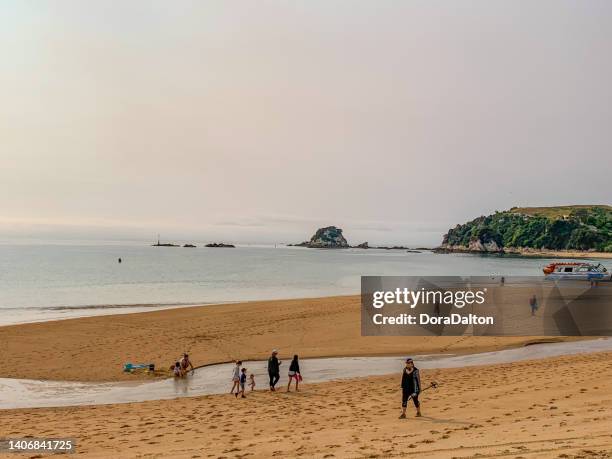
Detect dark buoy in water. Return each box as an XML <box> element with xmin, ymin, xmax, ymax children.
<box><xmin>118</xmin><ymin>257</ymin><xmax>122</xmax><ymax>263</ymax></box>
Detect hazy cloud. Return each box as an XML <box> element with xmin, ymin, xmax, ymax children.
<box><xmin>1</xmin><ymin>1</ymin><xmax>611</xmax><ymax>246</ymax></box>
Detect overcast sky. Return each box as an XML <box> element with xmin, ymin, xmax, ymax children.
<box><xmin>1</xmin><ymin>1</ymin><xmax>611</xmax><ymax>246</ymax></box>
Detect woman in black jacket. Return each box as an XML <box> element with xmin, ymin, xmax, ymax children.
<box><xmin>400</xmin><ymin>358</ymin><xmax>422</xmax><ymax>419</ymax></box>
<box><xmin>287</xmin><ymin>355</ymin><xmax>301</xmax><ymax>392</ymax></box>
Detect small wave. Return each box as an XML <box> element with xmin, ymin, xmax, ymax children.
<box><xmin>41</xmin><ymin>302</ymin><xmax>216</xmax><ymax>311</ymax></box>
<box><xmin>0</xmin><ymin>302</ymin><xmax>224</xmax><ymax>312</ymax></box>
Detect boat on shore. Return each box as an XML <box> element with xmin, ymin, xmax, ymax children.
<box><xmin>543</xmin><ymin>262</ymin><xmax>611</xmax><ymax>281</ymax></box>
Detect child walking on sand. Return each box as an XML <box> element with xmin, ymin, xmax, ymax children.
<box><xmin>230</xmin><ymin>361</ymin><xmax>242</xmax><ymax>395</ymax></box>
<box><xmin>248</xmin><ymin>373</ymin><xmax>256</xmax><ymax>391</ymax></box>
<box><xmin>235</xmin><ymin>368</ymin><xmax>247</xmax><ymax>398</ymax></box>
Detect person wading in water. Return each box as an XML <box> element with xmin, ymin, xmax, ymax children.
<box><xmin>399</xmin><ymin>358</ymin><xmax>422</xmax><ymax>419</ymax></box>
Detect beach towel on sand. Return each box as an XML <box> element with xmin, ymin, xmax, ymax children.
<box><xmin>124</xmin><ymin>363</ymin><xmax>154</xmax><ymax>372</ymax></box>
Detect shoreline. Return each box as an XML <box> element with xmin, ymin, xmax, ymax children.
<box><xmin>0</xmin><ymin>295</ymin><xmax>559</xmax><ymax>383</ymax></box>
<box><xmin>435</xmin><ymin>247</ymin><xmax>612</xmax><ymax>259</ymax></box>
<box><xmin>3</xmin><ymin>248</ymin><xmax>610</xmax><ymax>327</ymax></box>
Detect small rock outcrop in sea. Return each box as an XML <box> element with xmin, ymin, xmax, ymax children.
<box><xmin>288</xmin><ymin>241</ymin><xmax>309</xmax><ymax>247</ymax></box>
<box><xmin>205</xmin><ymin>243</ymin><xmax>235</xmax><ymax>248</ymax></box>
<box><xmin>293</xmin><ymin>226</ymin><xmax>349</xmax><ymax>248</ymax></box>
<box><xmin>183</xmin><ymin>244</ymin><xmax>196</xmax><ymax>248</ymax></box>
<box><xmin>355</xmin><ymin>242</ymin><xmax>369</xmax><ymax>249</ymax></box>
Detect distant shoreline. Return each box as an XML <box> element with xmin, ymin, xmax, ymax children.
<box><xmin>435</xmin><ymin>246</ymin><xmax>612</xmax><ymax>259</ymax></box>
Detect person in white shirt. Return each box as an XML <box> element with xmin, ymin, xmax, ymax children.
<box><xmin>230</xmin><ymin>360</ymin><xmax>242</xmax><ymax>395</ymax></box>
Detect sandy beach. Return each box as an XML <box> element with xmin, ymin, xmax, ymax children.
<box><xmin>2</xmin><ymin>350</ymin><xmax>611</xmax><ymax>458</ymax></box>
<box><xmin>1</xmin><ymin>296</ymin><xmax>609</xmax><ymax>458</ymax></box>
<box><xmin>0</xmin><ymin>296</ymin><xmax>541</xmax><ymax>382</ymax></box>
<box><xmin>4</xmin><ymin>0</ymin><xmax>611</xmax><ymax>457</ymax></box>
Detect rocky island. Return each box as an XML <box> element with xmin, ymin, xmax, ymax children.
<box><xmin>152</xmin><ymin>236</ymin><xmax>179</xmax><ymax>247</ymax></box>
<box><xmin>291</xmin><ymin>226</ymin><xmax>349</xmax><ymax>248</ymax></box>
<box><xmin>205</xmin><ymin>243</ymin><xmax>235</xmax><ymax>248</ymax></box>
<box><xmin>437</xmin><ymin>205</ymin><xmax>612</xmax><ymax>257</ymax></box>
<box><xmin>152</xmin><ymin>241</ymin><xmax>179</xmax><ymax>247</ymax></box>
<box><xmin>290</xmin><ymin>227</ymin><xmax>422</xmax><ymax>251</ymax></box>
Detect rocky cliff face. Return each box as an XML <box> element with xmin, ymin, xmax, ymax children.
<box><xmin>468</xmin><ymin>239</ymin><xmax>502</xmax><ymax>252</ymax></box>
<box><xmin>302</xmin><ymin>226</ymin><xmax>349</xmax><ymax>248</ymax></box>
<box><xmin>438</xmin><ymin>239</ymin><xmax>503</xmax><ymax>254</ymax></box>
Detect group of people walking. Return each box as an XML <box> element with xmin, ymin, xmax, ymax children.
<box><xmin>230</xmin><ymin>360</ymin><xmax>252</xmax><ymax>398</ymax></box>
<box><xmin>172</xmin><ymin>350</ymin><xmax>424</xmax><ymax>418</ymax></box>
<box><xmin>231</xmin><ymin>350</ymin><xmax>302</xmax><ymax>397</ymax></box>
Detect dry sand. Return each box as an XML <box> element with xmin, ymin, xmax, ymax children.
<box><xmin>1</xmin><ymin>296</ymin><xmax>610</xmax><ymax>458</ymax></box>
<box><xmin>1</xmin><ymin>351</ymin><xmax>611</xmax><ymax>458</ymax></box>
<box><xmin>0</xmin><ymin>296</ymin><xmax>541</xmax><ymax>382</ymax></box>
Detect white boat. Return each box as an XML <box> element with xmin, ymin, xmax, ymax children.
<box><xmin>543</xmin><ymin>262</ymin><xmax>611</xmax><ymax>281</ymax></box>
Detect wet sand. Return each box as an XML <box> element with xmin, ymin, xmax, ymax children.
<box><xmin>1</xmin><ymin>351</ymin><xmax>611</xmax><ymax>458</ymax></box>
<box><xmin>0</xmin><ymin>295</ymin><xmax>543</xmax><ymax>382</ymax></box>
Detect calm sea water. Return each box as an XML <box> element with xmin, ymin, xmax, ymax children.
<box><xmin>0</xmin><ymin>243</ymin><xmax>601</xmax><ymax>325</ymax></box>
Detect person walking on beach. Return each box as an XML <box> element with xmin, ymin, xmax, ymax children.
<box><xmin>529</xmin><ymin>294</ymin><xmax>538</xmax><ymax>316</ymax></box>
<box><xmin>235</xmin><ymin>367</ymin><xmax>247</xmax><ymax>398</ymax></box>
<box><xmin>399</xmin><ymin>358</ymin><xmax>422</xmax><ymax>419</ymax></box>
<box><xmin>287</xmin><ymin>354</ymin><xmax>301</xmax><ymax>392</ymax></box>
<box><xmin>248</xmin><ymin>373</ymin><xmax>256</xmax><ymax>391</ymax></box>
<box><xmin>268</xmin><ymin>350</ymin><xmax>281</xmax><ymax>391</ymax></box>
<box><xmin>231</xmin><ymin>361</ymin><xmax>242</xmax><ymax>395</ymax></box>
